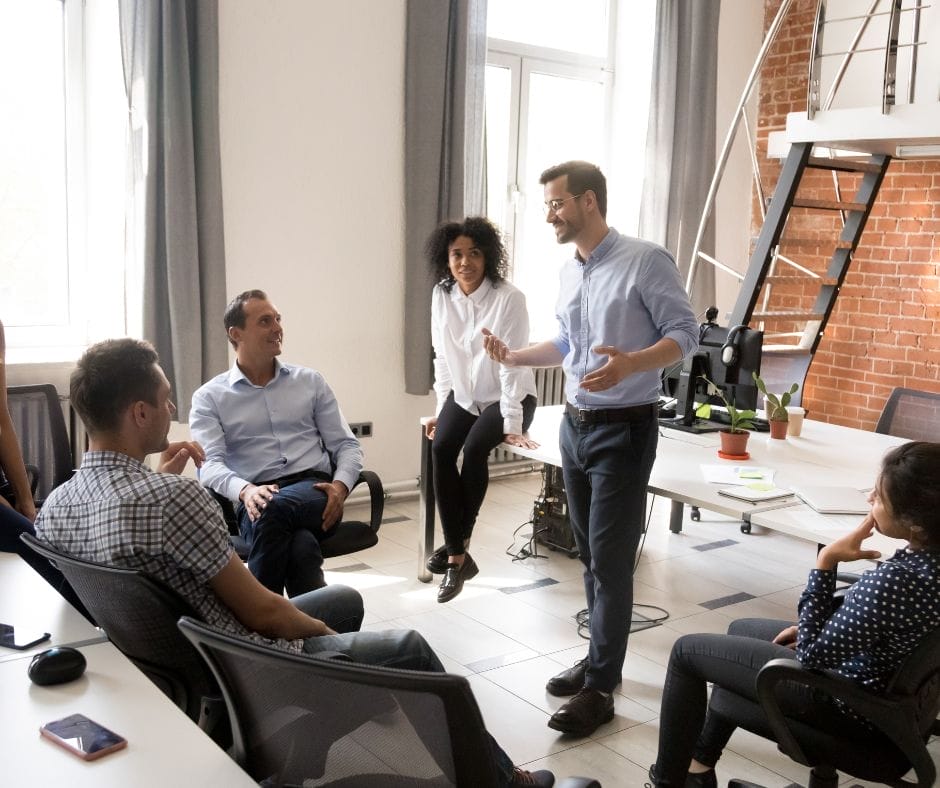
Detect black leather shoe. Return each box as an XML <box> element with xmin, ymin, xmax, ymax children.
<box><xmin>547</xmin><ymin>687</ymin><xmax>614</xmax><ymax>737</ymax></box>
<box><xmin>437</xmin><ymin>554</ymin><xmax>479</xmax><ymax>603</ymax></box>
<box><xmin>426</xmin><ymin>545</ymin><xmax>449</xmax><ymax>574</ymax></box>
<box><xmin>511</xmin><ymin>767</ymin><xmax>555</xmax><ymax>786</ymax></box>
<box><xmin>546</xmin><ymin>657</ymin><xmax>588</xmax><ymax>697</ymax></box>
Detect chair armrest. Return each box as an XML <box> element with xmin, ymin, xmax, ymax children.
<box><xmin>25</xmin><ymin>464</ymin><xmax>40</xmax><ymax>496</ymax></box>
<box><xmin>353</xmin><ymin>470</ymin><xmax>384</xmax><ymax>534</ymax></box>
<box><xmin>756</xmin><ymin>659</ymin><xmax>935</xmax><ymax>781</ymax></box>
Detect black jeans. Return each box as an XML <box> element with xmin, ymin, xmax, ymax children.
<box><xmin>431</xmin><ymin>393</ymin><xmax>536</xmax><ymax>556</ymax></box>
<box><xmin>652</xmin><ymin>618</ymin><xmax>858</xmax><ymax>786</ymax></box>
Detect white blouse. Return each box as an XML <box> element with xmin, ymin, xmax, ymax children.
<box><xmin>431</xmin><ymin>278</ymin><xmax>537</xmax><ymax>435</ymax></box>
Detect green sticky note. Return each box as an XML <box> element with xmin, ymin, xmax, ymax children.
<box><xmin>739</xmin><ymin>470</ymin><xmax>764</xmax><ymax>479</ymax></box>
<box><xmin>695</xmin><ymin>402</ymin><xmax>711</xmax><ymax>418</ymax></box>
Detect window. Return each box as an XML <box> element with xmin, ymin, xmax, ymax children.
<box><xmin>484</xmin><ymin>1</ymin><xmax>655</xmax><ymax>341</ymax></box>
<box><xmin>0</xmin><ymin>0</ymin><xmax>130</xmax><ymax>364</ymax></box>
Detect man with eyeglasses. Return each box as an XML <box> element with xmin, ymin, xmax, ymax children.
<box><xmin>484</xmin><ymin>160</ymin><xmax>698</xmax><ymax>737</ymax></box>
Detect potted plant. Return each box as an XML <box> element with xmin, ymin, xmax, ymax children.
<box><xmin>752</xmin><ymin>373</ymin><xmax>800</xmax><ymax>440</ymax></box>
<box><xmin>701</xmin><ymin>376</ymin><xmax>756</xmax><ymax>457</ymax></box>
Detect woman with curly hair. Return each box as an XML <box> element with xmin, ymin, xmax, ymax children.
<box><xmin>424</xmin><ymin>217</ymin><xmax>538</xmax><ymax>603</ymax></box>
<box><xmin>647</xmin><ymin>440</ymin><xmax>940</xmax><ymax>787</ymax></box>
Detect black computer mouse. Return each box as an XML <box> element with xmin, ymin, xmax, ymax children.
<box><xmin>28</xmin><ymin>646</ymin><xmax>87</xmax><ymax>686</ymax></box>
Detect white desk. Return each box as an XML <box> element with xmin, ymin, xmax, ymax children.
<box><xmin>750</xmin><ymin>504</ymin><xmax>902</xmax><ymax>555</ymax></box>
<box><xmin>416</xmin><ymin>406</ymin><xmax>907</xmax><ymax>579</ymax></box>
<box><xmin>0</xmin><ymin>553</ymin><xmax>105</xmax><ymax>663</ymax></box>
<box><xmin>0</xmin><ymin>641</ymin><xmax>255</xmax><ymax>787</ymax></box>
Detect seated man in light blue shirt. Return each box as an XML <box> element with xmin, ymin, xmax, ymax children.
<box><xmin>190</xmin><ymin>290</ymin><xmax>363</xmax><ymax>596</ymax></box>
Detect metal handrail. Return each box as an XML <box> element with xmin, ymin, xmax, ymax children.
<box><xmin>685</xmin><ymin>0</ymin><xmax>795</xmax><ymax>293</ymax></box>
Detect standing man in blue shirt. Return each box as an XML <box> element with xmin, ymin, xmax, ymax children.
<box><xmin>484</xmin><ymin>161</ymin><xmax>699</xmax><ymax>737</ymax></box>
<box><xmin>190</xmin><ymin>290</ymin><xmax>362</xmax><ymax>597</ymax></box>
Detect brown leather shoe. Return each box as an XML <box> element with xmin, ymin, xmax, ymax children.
<box><xmin>545</xmin><ymin>657</ymin><xmax>588</xmax><ymax>697</ymax></box>
<box><xmin>437</xmin><ymin>554</ymin><xmax>479</xmax><ymax>603</ymax></box>
<box><xmin>547</xmin><ymin>687</ymin><xmax>614</xmax><ymax>736</ymax></box>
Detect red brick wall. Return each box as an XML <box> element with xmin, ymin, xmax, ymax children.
<box><xmin>756</xmin><ymin>0</ymin><xmax>940</xmax><ymax>430</ymax></box>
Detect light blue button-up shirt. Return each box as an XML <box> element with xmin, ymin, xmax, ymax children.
<box><xmin>550</xmin><ymin>228</ymin><xmax>699</xmax><ymax>409</ymax></box>
<box><xmin>190</xmin><ymin>360</ymin><xmax>363</xmax><ymax>501</ymax></box>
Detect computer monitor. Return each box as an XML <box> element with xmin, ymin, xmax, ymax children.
<box><xmin>660</xmin><ymin>321</ymin><xmax>764</xmax><ymax>433</ymax></box>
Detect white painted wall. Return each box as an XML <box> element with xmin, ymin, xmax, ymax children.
<box><xmin>218</xmin><ymin>0</ymin><xmax>431</xmax><ymax>488</ymax></box>
<box><xmin>215</xmin><ymin>0</ymin><xmax>765</xmax><ymax>487</ymax></box>
<box><xmin>713</xmin><ymin>0</ymin><xmax>765</xmax><ymax>320</ymax></box>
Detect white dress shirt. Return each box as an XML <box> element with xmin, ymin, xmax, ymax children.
<box><xmin>431</xmin><ymin>278</ymin><xmax>537</xmax><ymax>434</ymax></box>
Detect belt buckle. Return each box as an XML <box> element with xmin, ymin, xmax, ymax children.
<box><xmin>577</xmin><ymin>408</ymin><xmax>593</xmax><ymax>425</ymax></box>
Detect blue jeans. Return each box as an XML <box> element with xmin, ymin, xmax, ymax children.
<box><xmin>559</xmin><ymin>409</ymin><xmax>658</xmax><ymax>692</ymax></box>
<box><xmin>238</xmin><ymin>480</ymin><xmax>334</xmax><ymax>596</ymax></box>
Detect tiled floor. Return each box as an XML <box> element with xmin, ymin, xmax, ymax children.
<box><xmin>329</xmin><ymin>472</ymin><xmax>939</xmax><ymax>787</ymax></box>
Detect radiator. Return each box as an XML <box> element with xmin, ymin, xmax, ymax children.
<box><xmin>490</xmin><ymin>366</ymin><xmax>565</xmax><ymax>465</ymax></box>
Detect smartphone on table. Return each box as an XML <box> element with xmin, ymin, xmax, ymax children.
<box><xmin>0</xmin><ymin>622</ymin><xmax>51</xmax><ymax>650</ymax></box>
<box><xmin>40</xmin><ymin>713</ymin><xmax>128</xmax><ymax>761</ymax></box>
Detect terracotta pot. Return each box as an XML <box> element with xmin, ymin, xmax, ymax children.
<box><xmin>769</xmin><ymin>419</ymin><xmax>789</xmax><ymax>440</ymax></box>
<box><xmin>719</xmin><ymin>429</ymin><xmax>750</xmax><ymax>456</ymax></box>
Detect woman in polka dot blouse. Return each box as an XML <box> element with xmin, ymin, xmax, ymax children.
<box><xmin>648</xmin><ymin>441</ymin><xmax>940</xmax><ymax>788</ymax></box>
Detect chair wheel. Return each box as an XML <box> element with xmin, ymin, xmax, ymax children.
<box><xmin>740</xmin><ymin>522</ymin><xmax>751</xmax><ymax>534</ymax></box>
<box><xmin>691</xmin><ymin>506</ymin><xmax>701</xmax><ymax>522</ymax></box>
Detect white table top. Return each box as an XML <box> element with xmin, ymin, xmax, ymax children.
<box><xmin>503</xmin><ymin>404</ymin><xmax>908</xmax><ymax>522</ymax></box>
<box><xmin>0</xmin><ymin>553</ymin><xmax>105</xmax><ymax>663</ymax></box>
<box><xmin>750</xmin><ymin>504</ymin><xmax>904</xmax><ymax>556</ymax></box>
<box><xmin>1</xmin><ymin>641</ymin><xmax>255</xmax><ymax>787</ymax></box>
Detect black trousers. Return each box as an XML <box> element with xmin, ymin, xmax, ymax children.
<box><xmin>652</xmin><ymin>618</ymin><xmax>868</xmax><ymax>786</ymax></box>
<box><xmin>432</xmin><ymin>393</ymin><xmax>536</xmax><ymax>556</ymax></box>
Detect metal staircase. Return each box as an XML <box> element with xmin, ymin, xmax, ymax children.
<box><xmin>727</xmin><ymin>143</ymin><xmax>891</xmax><ymax>400</ymax></box>
<box><xmin>684</xmin><ymin>0</ymin><xmax>937</xmax><ymax>403</ymax></box>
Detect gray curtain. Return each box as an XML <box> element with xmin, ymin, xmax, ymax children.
<box><xmin>119</xmin><ymin>0</ymin><xmax>228</xmax><ymax>419</ymax></box>
<box><xmin>403</xmin><ymin>0</ymin><xmax>487</xmax><ymax>395</ymax></box>
<box><xmin>639</xmin><ymin>0</ymin><xmax>719</xmax><ymax>315</ymax></box>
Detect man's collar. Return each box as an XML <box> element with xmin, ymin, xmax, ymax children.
<box><xmin>576</xmin><ymin>227</ymin><xmax>617</xmax><ymax>267</ymax></box>
<box><xmin>229</xmin><ymin>358</ymin><xmax>288</xmax><ymax>386</ymax></box>
<box><xmin>80</xmin><ymin>450</ymin><xmax>148</xmax><ymax>472</ymax></box>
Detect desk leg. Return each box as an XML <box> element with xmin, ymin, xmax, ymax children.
<box><xmin>669</xmin><ymin>501</ymin><xmax>684</xmax><ymax>534</ymax></box>
<box><xmin>417</xmin><ymin>427</ymin><xmax>435</xmax><ymax>583</ymax></box>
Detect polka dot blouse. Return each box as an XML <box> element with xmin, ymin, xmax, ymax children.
<box><xmin>796</xmin><ymin>547</ymin><xmax>940</xmax><ymax>693</ymax></box>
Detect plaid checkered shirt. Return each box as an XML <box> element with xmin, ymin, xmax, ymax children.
<box><xmin>35</xmin><ymin>450</ymin><xmax>303</xmax><ymax>653</ymax></box>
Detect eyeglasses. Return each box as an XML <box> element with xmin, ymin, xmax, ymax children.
<box><xmin>542</xmin><ymin>193</ymin><xmax>584</xmax><ymax>216</ymax></box>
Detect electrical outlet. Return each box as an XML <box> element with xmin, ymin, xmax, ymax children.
<box><xmin>348</xmin><ymin>421</ymin><xmax>373</xmax><ymax>438</ymax></box>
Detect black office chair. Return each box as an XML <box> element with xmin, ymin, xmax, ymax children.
<box><xmin>6</xmin><ymin>384</ymin><xmax>73</xmax><ymax>505</ymax></box>
<box><xmin>713</xmin><ymin>627</ymin><xmax>940</xmax><ymax>788</ymax></box>
<box><xmin>875</xmin><ymin>387</ymin><xmax>940</xmax><ymax>442</ymax></box>
<box><xmin>178</xmin><ymin>616</ymin><xmax>601</xmax><ymax>788</ymax></box>
<box><xmin>20</xmin><ymin>533</ymin><xmax>228</xmax><ymax>744</ymax></box>
<box><xmin>213</xmin><ymin>470</ymin><xmax>385</xmax><ymax>561</ymax></box>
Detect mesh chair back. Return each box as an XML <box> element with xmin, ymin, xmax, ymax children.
<box><xmin>875</xmin><ymin>387</ymin><xmax>940</xmax><ymax>441</ymax></box>
<box><xmin>6</xmin><ymin>384</ymin><xmax>73</xmax><ymax>503</ymax></box>
<box><xmin>178</xmin><ymin>617</ymin><xmax>501</xmax><ymax>787</ymax></box>
<box><xmin>21</xmin><ymin>534</ymin><xmax>216</xmax><ymax>721</ymax></box>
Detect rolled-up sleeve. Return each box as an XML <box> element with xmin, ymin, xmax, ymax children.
<box><xmin>641</xmin><ymin>248</ymin><xmax>699</xmax><ymax>359</ymax></box>
<box><xmin>312</xmin><ymin>376</ymin><xmax>363</xmax><ymax>493</ymax></box>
